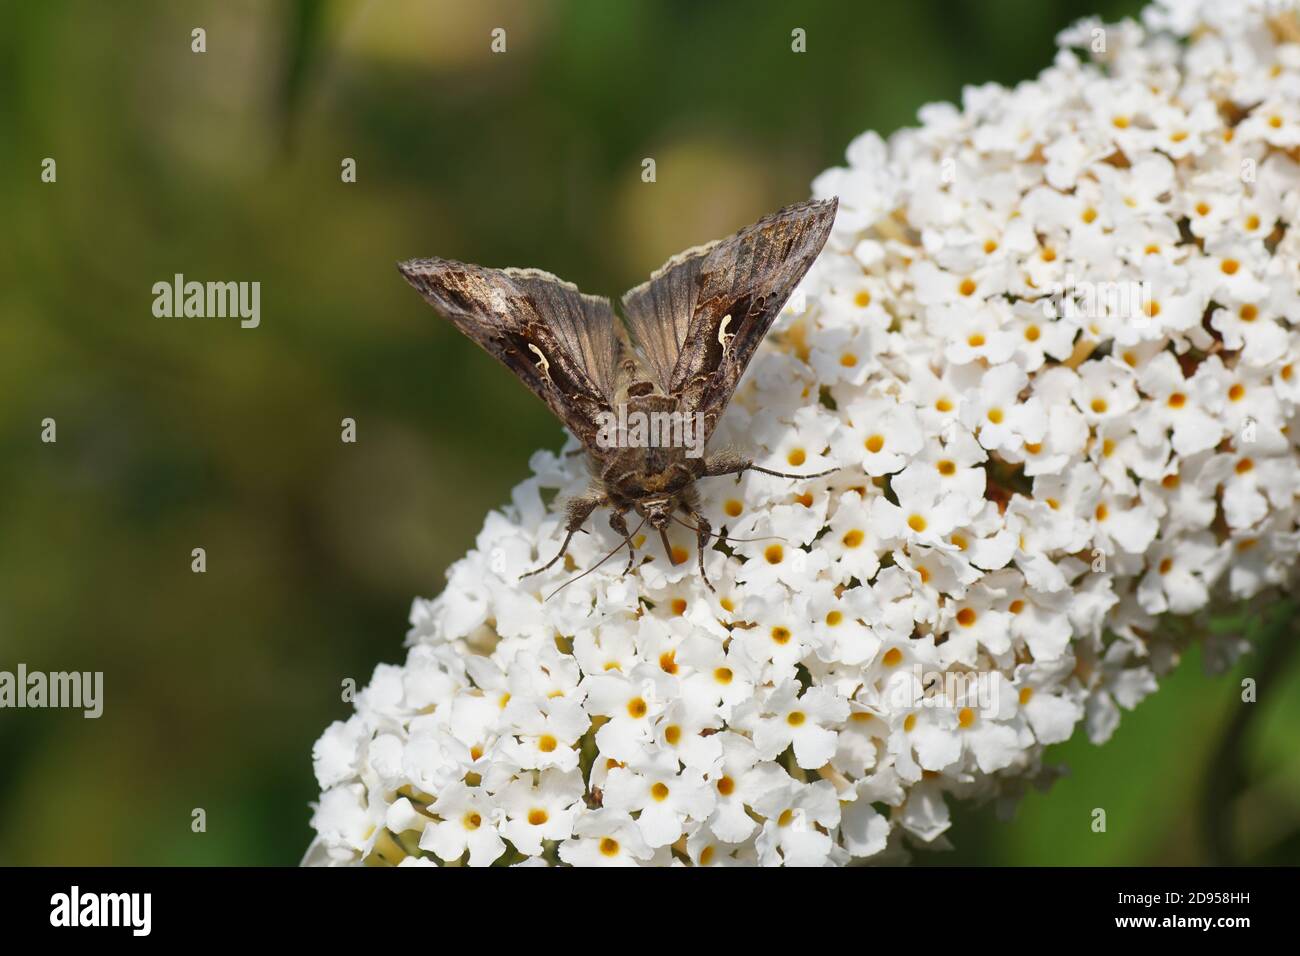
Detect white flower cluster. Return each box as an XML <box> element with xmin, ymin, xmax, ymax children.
<box><xmin>306</xmin><ymin>0</ymin><xmax>1300</xmax><ymax>866</ymax></box>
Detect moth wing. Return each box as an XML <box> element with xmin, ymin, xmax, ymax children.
<box><xmin>622</xmin><ymin>198</ymin><xmax>837</xmax><ymax>440</ymax></box>
<box><xmin>619</xmin><ymin>239</ymin><xmax>717</xmax><ymax>393</ymax></box>
<box><xmin>398</xmin><ymin>258</ymin><xmax>625</xmax><ymax>447</ymax></box>
<box><xmin>676</xmin><ymin>198</ymin><xmax>837</xmax><ymax>435</ymax></box>
<box><xmin>501</xmin><ymin>267</ymin><xmax>630</xmax><ymax>403</ymax></box>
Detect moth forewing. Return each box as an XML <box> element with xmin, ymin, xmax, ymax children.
<box><xmin>395</xmin><ymin>258</ymin><xmax>619</xmax><ymax>450</ymax></box>
<box><xmin>663</xmin><ymin>197</ymin><xmax>839</xmax><ymax>441</ymax></box>
<box><xmin>400</xmin><ymin>197</ymin><xmax>839</xmax><ymax>595</ymax></box>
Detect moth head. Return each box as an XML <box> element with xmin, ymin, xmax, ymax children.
<box><xmin>638</xmin><ymin>498</ymin><xmax>675</xmax><ymax>530</ymax></box>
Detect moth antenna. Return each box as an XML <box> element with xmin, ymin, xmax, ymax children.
<box><xmin>544</xmin><ymin>517</ymin><xmax>647</xmax><ymax>601</ymax></box>
<box><xmin>668</xmin><ymin>514</ymin><xmax>787</xmax><ymax>545</ymax></box>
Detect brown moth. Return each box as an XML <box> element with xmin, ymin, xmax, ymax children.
<box><xmin>398</xmin><ymin>197</ymin><xmax>838</xmax><ymax>592</ymax></box>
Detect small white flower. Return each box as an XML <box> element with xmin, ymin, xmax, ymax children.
<box><xmin>734</xmin><ymin>680</ymin><xmax>849</xmax><ymax>769</ymax></box>
<box><xmin>497</xmin><ymin>770</ymin><xmax>586</xmax><ymax>857</ymax></box>
<box><xmin>834</xmin><ymin>397</ymin><xmax>925</xmax><ymax>476</ymax></box>
<box><xmin>557</xmin><ymin>809</ymin><xmax>660</xmax><ymax>867</ymax></box>
<box><xmin>419</xmin><ymin>782</ymin><xmax>505</xmax><ymax>867</ymax></box>
<box><xmin>603</xmin><ymin>750</ymin><xmax>713</xmax><ymax>847</ymax></box>
<box><xmin>752</xmin><ymin>777</ymin><xmax>841</xmax><ymax>867</ymax></box>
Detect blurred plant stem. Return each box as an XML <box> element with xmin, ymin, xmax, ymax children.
<box><xmin>1202</xmin><ymin>597</ymin><xmax>1298</xmax><ymax>865</ymax></box>
<box><xmin>277</xmin><ymin>0</ymin><xmax>331</xmax><ymax>153</ymax></box>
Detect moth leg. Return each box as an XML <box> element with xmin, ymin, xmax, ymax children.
<box><xmin>608</xmin><ymin>509</ymin><xmax>638</xmax><ymax>576</ymax></box>
<box><xmin>682</xmin><ymin>506</ymin><xmax>716</xmax><ymax>593</ymax></box>
<box><xmin>520</xmin><ymin>490</ymin><xmax>605</xmax><ymax>579</ymax></box>
<box><xmin>699</xmin><ymin>449</ymin><xmax>747</xmax><ymax>478</ymax></box>
<box><xmin>703</xmin><ymin>450</ymin><xmax>835</xmax><ymax>481</ymax></box>
<box><xmin>748</xmin><ymin>463</ymin><xmax>836</xmax><ymax>479</ymax></box>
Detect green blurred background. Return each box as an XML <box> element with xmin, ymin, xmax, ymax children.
<box><xmin>1</xmin><ymin>0</ymin><xmax>1296</xmax><ymax>866</ymax></box>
